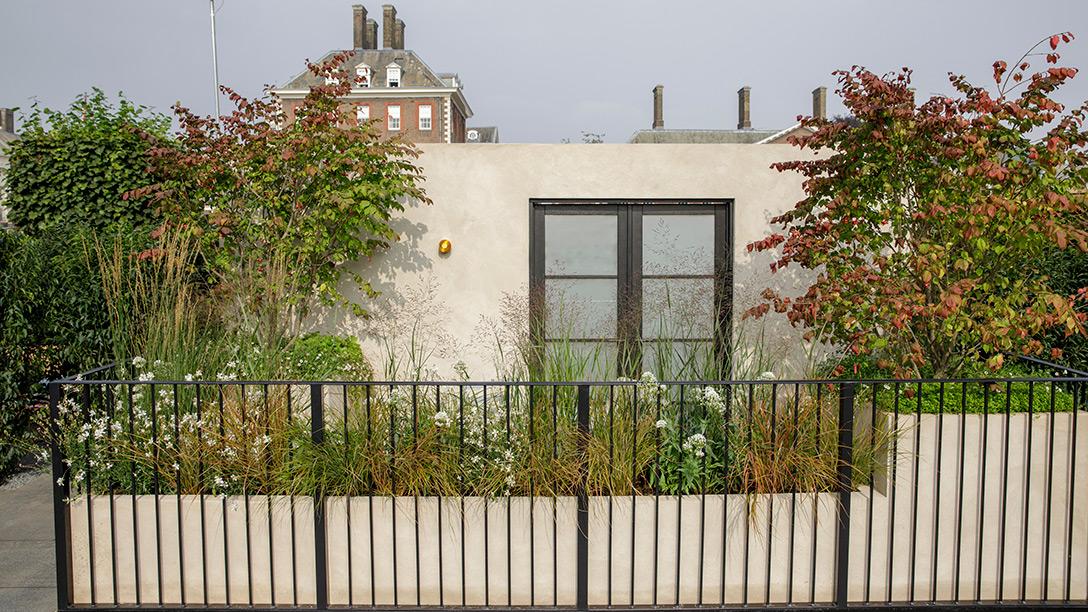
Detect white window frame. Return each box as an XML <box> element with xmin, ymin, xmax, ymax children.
<box><xmin>356</xmin><ymin>104</ymin><xmax>370</xmax><ymax>125</ymax></box>
<box><xmin>387</xmin><ymin>104</ymin><xmax>401</xmax><ymax>131</ymax></box>
<box><xmin>386</xmin><ymin>65</ymin><xmax>401</xmax><ymax>88</ymax></box>
<box><xmin>418</xmin><ymin>104</ymin><xmax>432</xmax><ymax>131</ymax></box>
<box><xmin>355</xmin><ymin>64</ymin><xmax>371</xmax><ymax>87</ymax></box>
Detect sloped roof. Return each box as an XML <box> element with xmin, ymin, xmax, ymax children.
<box><xmin>279</xmin><ymin>49</ymin><xmax>449</xmax><ymax>90</ymax></box>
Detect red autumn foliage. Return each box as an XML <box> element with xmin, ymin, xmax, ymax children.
<box><xmin>746</xmin><ymin>34</ymin><xmax>1088</xmax><ymax>377</ymax></box>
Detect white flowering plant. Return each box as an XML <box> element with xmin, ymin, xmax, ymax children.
<box><xmin>55</xmin><ymin>365</ymin><xmax>898</xmax><ymax>500</ymax></box>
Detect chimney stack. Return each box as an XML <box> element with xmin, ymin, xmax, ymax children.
<box><xmin>812</xmin><ymin>87</ymin><xmax>827</xmax><ymax>120</ymax></box>
<box><xmin>652</xmin><ymin>85</ymin><xmax>664</xmax><ymax>129</ymax></box>
<box><xmin>737</xmin><ymin>86</ymin><xmax>751</xmax><ymax>129</ymax></box>
<box><xmin>0</xmin><ymin>108</ymin><xmax>14</xmax><ymax>135</ymax></box>
<box><xmin>382</xmin><ymin>5</ymin><xmax>397</xmax><ymax>49</ymax></box>
<box><xmin>394</xmin><ymin>18</ymin><xmax>405</xmax><ymax>49</ymax></box>
<box><xmin>366</xmin><ymin>19</ymin><xmax>378</xmax><ymax>49</ymax></box>
<box><xmin>352</xmin><ymin>5</ymin><xmax>367</xmax><ymax>49</ymax></box>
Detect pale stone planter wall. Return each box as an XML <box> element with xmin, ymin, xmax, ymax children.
<box><xmin>67</xmin><ymin>412</ymin><xmax>1088</xmax><ymax>606</ymax></box>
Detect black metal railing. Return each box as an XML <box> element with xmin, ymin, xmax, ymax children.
<box><xmin>47</xmin><ymin>367</ymin><xmax>1088</xmax><ymax>611</ymax></box>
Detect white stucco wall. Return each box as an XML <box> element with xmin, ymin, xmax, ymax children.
<box><xmin>324</xmin><ymin>143</ymin><xmax>819</xmax><ymax>379</ymax></box>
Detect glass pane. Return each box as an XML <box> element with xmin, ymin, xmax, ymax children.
<box><xmin>643</xmin><ymin>214</ymin><xmax>715</xmax><ymax>275</ymax></box>
<box><xmin>641</xmin><ymin>341</ymin><xmax>714</xmax><ymax>381</ymax></box>
<box><xmin>545</xmin><ymin>279</ymin><xmax>617</xmax><ymax>339</ymax></box>
<box><xmin>642</xmin><ymin>278</ymin><xmax>715</xmax><ymax>339</ymax></box>
<box><xmin>545</xmin><ymin>214</ymin><xmax>617</xmax><ymax>275</ymax></box>
<box><xmin>544</xmin><ymin>341</ymin><xmax>617</xmax><ymax>381</ymax></box>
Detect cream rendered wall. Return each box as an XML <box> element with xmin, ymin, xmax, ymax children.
<box><xmin>325</xmin><ymin>143</ymin><xmax>819</xmax><ymax>379</ymax></box>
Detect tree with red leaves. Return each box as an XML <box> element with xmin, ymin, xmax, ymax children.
<box><xmin>133</xmin><ymin>52</ymin><xmax>429</xmax><ymax>336</ymax></box>
<box><xmin>747</xmin><ymin>34</ymin><xmax>1088</xmax><ymax>377</ymax></box>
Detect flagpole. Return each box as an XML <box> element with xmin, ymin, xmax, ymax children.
<box><xmin>210</xmin><ymin>0</ymin><xmax>221</xmax><ymax>117</ymax></box>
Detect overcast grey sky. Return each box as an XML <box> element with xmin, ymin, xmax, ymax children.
<box><xmin>2</xmin><ymin>1</ymin><xmax>1087</xmax><ymax>142</ymax></box>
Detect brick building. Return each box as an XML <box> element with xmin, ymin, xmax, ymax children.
<box><xmin>273</xmin><ymin>4</ymin><xmax>492</xmax><ymax>144</ymax></box>
<box><xmin>628</xmin><ymin>85</ymin><xmax>826</xmax><ymax>144</ymax></box>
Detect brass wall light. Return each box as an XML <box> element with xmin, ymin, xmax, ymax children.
<box><xmin>438</xmin><ymin>239</ymin><xmax>452</xmax><ymax>255</ymax></box>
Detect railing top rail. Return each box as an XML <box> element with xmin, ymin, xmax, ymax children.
<box><xmin>45</xmin><ymin>374</ymin><xmax>1088</xmax><ymax>386</ymax></box>
<box><xmin>44</xmin><ymin>361</ymin><xmax>117</xmax><ymax>384</ymax></box>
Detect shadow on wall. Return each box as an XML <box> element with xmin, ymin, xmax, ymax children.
<box><xmin>308</xmin><ymin>210</ymin><xmax>434</xmax><ymax>342</ymax></box>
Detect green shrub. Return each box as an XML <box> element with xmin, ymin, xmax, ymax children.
<box><xmin>283</xmin><ymin>333</ymin><xmax>373</xmax><ymax>381</ymax></box>
<box><xmin>0</xmin><ymin>227</ymin><xmax>148</xmax><ymax>478</ymax></box>
<box><xmin>3</xmin><ymin>89</ymin><xmax>171</xmax><ymax>234</ymax></box>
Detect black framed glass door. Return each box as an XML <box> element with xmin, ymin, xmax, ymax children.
<box><xmin>530</xmin><ymin>199</ymin><xmax>733</xmax><ymax>380</ymax></box>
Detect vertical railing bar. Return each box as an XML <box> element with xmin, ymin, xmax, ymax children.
<box><xmin>631</xmin><ymin>383</ymin><xmax>638</xmax><ymax>608</ymax></box>
<box><xmin>1063</xmin><ymin>381</ymin><xmax>1079</xmax><ymax>603</ymax></box>
<box><xmin>720</xmin><ymin>382</ymin><xmax>731</xmax><ymax>607</ymax></box>
<box><xmin>742</xmin><ymin>385</ymin><xmax>752</xmax><ymax>607</ymax></box>
<box><xmin>653</xmin><ymin>386</ymin><xmax>662</xmax><ymax>607</ymax></box>
<box><xmin>886</xmin><ymin>382</ymin><xmax>900</xmax><ymax>603</ymax></box>
<box><xmin>172</xmin><ymin>383</ymin><xmax>185</xmax><ymax>606</ymax></box>
<box><xmin>787</xmin><ymin>383</ymin><xmax>800</xmax><ymax>605</ymax></box>
<box><xmin>151</xmin><ymin>383</ymin><xmax>163</xmax><ymax>603</ymax></box>
<box><xmin>437</xmin><ymin>385</ymin><xmax>445</xmax><ymax>608</ymax></box>
<box><xmin>128</xmin><ymin>383</ymin><xmax>142</xmax><ymax>606</ymax></box>
<box><xmin>343</xmin><ymin>384</ymin><xmax>353</xmax><ymax>607</ymax></box>
<box><xmin>676</xmin><ymin>384</ymin><xmax>685</xmax><ymax>607</ymax></box>
<box><xmin>764</xmin><ymin>383</ymin><xmax>776</xmax><ymax>606</ymax></box>
<box><xmin>412</xmin><ymin>385</ymin><xmax>421</xmax><ymax>607</ymax></box>
<box><xmin>608</xmin><ymin>384</ymin><xmax>614</xmax><ymax>607</ymax></box>
<box><xmin>908</xmin><ymin>382</ymin><xmax>921</xmax><ymax>603</ymax></box>
<box><xmin>218</xmin><ymin>385</ymin><xmax>229</xmax><ymax>606</ymax></box>
<box><xmin>698</xmin><ymin>384</ymin><xmax>708</xmax><ymax>607</ymax></box>
<box><xmin>864</xmin><ymin>383</ymin><xmax>876</xmax><ymax>603</ymax></box>
<box><xmin>262</xmin><ymin>384</ymin><xmax>272</xmax><ymax>606</ymax></box>
<box><xmin>105</xmin><ymin>384</ymin><xmax>119</xmax><ymax>606</ymax></box>
<box><xmin>82</xmin><ymin>384</ymin><xmax>97</xmax><ymax>605</ymax></box>
<box><xmin>459</xmin><ymin>384</ymin><xmax>466</xmax><ymax>608</ymax></box>
<box><xmin>529</xmin><ymin>384</ymin><xmax>536</xmax><ymax>607</ymax></box>
<box><xmin>997</xmin><ymin>381</ymin><xmax>1013</xmax><ymax>602</ymax></box>
<box><xmin>241</xmin><ymin>384</ymin><xmax>253</xmax><ymax>606</ymax></box>
<box><xmin>1042</xmin><ymin>380</ymin><xmax>1058</xmax><ymax>600</ymax></box>
<box><xmin>834</xmin><ymin>381</ymin><xmax>855</xmax><ymax>609</ymax></box>
<box><xmin>389</xmin><ymin>384</ymin><xmax>398</xmax><ymax>607</ymax></box>
<box><xmin>196</xmin><ymin>384</ymin><xmax>209</xmax><ymax>605</ymax></box>
<box><xmin>552</xmin><ymin>384</ymin><xmax>558</xmax><ymax>607</ymax></box>
<box><xmin>974</xmin><ymin>382</ymin><xmax>991</xmax><ymax>603</ymax></box>
<box><xmin>810</xmin><ymin>382</ymin><xmax>822</xmax><ymax>605</ymax></box>
<box><xmin>576</xmin><ymin>384</ymin><xmax>590</xmax><ymax>612</ymax></box>
<box><xmin>366</xmin><ymin>384</ymin><xmax>376</xmax><ymax>608</ymax></box>
<box><xmin>505</xmin><ymin>384</ymin><xmax>512</xmax><ymax>608</ymax></box>
<box><xmin>483</xmin><ymin>385</ymin><xmax>490</xmax><ymax>607</ymax></box>
<box><xmin>49</xmin><ymin>382</ymin><xmax>72</xmax><ymax>611</ymax></box>
<box><xmin>930</xmin><ymin>381</ymin><xmax>945</xmax><ymax>603</ymax></box>
<box><xmin>311</xmin><ymin>383</ymin><xmax>329</xmax><ymax>610</ymax></box>
<box><xmin>953</xmin><ymin>382</ymin><xmax>967</xmax><ymax>602</ymax></box>
<box><xmin>288</xmin><ymin>386</ymin><xmax>298</xmax><ymax>606</ymax></box>
<box><xmin>1021</xmin><ymin>381</ymin><xmax>1035</xmax><ymax>603</ymax></box>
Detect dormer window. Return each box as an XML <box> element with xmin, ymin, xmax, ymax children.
<box><xmin>355</xmin><ymin>64</ymin><xmax>371</xmax><ymax>88</ymax></box>
<box><xmin>386</xmin><ymin>64</ymin><xmax>401</xmax><ymax>88</ymax></box>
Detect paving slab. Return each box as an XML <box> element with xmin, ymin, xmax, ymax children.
<box><xmin>0</xmin><ymin>470</ymin><xmax>56</xmax><ymax>611</ymax></box>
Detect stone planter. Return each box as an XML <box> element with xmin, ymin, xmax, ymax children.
<box><xmin>67</xmin><ymin>412</ymin><xmax>1088</xmax><ymax>606</ymax></box>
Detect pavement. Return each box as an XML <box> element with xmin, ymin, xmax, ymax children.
<box><xmin>0</xmin><ymin>469</ymin><xmax>56</xmax><ymax>611</ymax></box>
